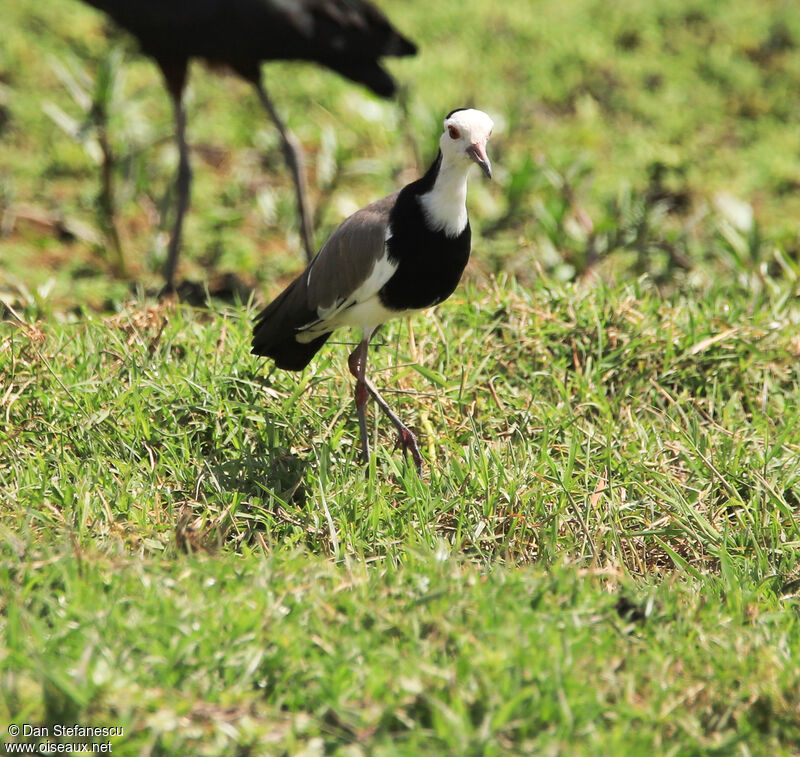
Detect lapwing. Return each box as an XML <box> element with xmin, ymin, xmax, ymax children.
<box><xmin>252</xmin><ymin>108</ymin><xmax>493</xmax><ymax>468</ymax></box>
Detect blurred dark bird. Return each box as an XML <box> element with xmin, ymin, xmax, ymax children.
<box><xmin>252</xmin><ymin>108</ymin><xmax>494</xmax><ymax>468</ymax></box>
<box><xmin>78</xmin><ymin>0</ymin><xmax>417</xmax><ymax>290</ymax></box>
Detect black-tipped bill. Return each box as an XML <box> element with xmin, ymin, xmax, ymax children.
<box><xmin>466</xmin><ymin>142</ymin><xmax>492</xmax><ymax>179</ymax></box>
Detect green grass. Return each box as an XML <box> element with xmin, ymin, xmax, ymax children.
<box><xmin>3</xmin><ymin>0</ymin><xmax>800</xmax><ymax>753</ymax></box>
<box><xmin>4</xmin><ymin>553</ymin><xmax>800</xmax><ymax>755</ymax></box>
<box><xmin>4</xmin><ymin>278</ymin><xmax>800</xmax><ymax>570</ymax></box>
<box><xmin>3</xmin><ymin>276</ymin><xmax>800</xmax><ymax>753</ymax></box>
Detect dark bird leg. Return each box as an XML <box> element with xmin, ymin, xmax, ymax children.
<box><xmin>347</xmin><ymin>338</ymin><xmax>371</xmax><ymax>464</ymax></box>
<box><xmin>162</xmin><ymin>93</ymin><xmax>192</xmax><ymax>292</ymax></box>
<box><xmin>156</xmin><ymin>59</ymin><xmax>191</xmax><ymax>294</ymax></box>
<box><xmin>364</xmin><ymin>376</ymin><xmax>423</xmax><ymax>470</ymax></box>
<box><xmin>254</xmin><ymin>78</ymin><xmax>315</xmax><ymax>263</ymax></box>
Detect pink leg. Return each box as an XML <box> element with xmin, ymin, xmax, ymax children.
<box><xmin>348</xmin><ymin>339</ymin><xmax>370</xmax><ymax>464</ymax></box>
<box><xmin>364</xmin><ymin>377</ymin><xmax>423</xmax><ymax>470</ymax></box>
<box><xmin>347</xmin><ymin>336</ymin><xmax>423</xmax><ymax>470</ymax></box>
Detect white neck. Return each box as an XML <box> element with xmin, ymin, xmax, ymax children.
<box><xmin>418</xmin><ymin>157</ymin><xmax>470</xmax><ymax>238</ymax></box>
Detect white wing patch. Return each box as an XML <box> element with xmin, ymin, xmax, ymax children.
<box><xmin>296</xmin><ymin>247</ymin><xmax>399</xmax><ymax>342</ymax></box>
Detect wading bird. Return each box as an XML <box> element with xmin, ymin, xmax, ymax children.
<box><xmin>78</xmin><ymin>0</ymin><xmax>416</xmax><ymax>289</ymax></box>
<box><xmin>252</xmin><ymin>108</ymin><xmax>493</xmax><ymax>468</ymax></box>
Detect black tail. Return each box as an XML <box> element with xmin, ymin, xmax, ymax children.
<box><xmin>252</xmin><ymin>276</ymin><xmax>331</xmax><ymax>371</ymax></box>
<box><xmin>324</xmin><ymin>59</ymin><xmax>398</xmax><ymax>98</ymax></box>
<box><xmin>303</xmin><ymin>0</ymin><xmax>416</xmax><ymax>97</ymax></box>
<box><xmin>254</xmin><ymin>330</ymin><xmax>331</xmax><ymax>371</ymax></box>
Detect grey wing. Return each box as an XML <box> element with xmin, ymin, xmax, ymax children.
<box><xmin>305</xmin><ymin>190</ymin><xmax>399</xmax><ymax>314</ymax></box>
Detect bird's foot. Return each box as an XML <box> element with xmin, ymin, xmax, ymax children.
<box><xmin>394</xmin><ymin>426</ymin><xmax>423</xmax><ymax>470</ymax></box>
<box><xmin>157</xmin><ymin>282</ymin><xmax>179</xmax><ymax>302</ymax></box>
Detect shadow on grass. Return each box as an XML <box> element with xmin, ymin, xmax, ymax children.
<box><xmin>209</xmin><ymin>444</ymin><xmax>308</xmax><ymax>507</ymax></box>
<box><xmin>181</xmin><ymin>437</ymin><xmax>312</xmax><ymax>552</ymax></box>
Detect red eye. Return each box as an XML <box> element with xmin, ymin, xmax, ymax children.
<box><xmin>448</xmin><ymin>125</ymin><xmax>460</xmax><ymax>139</ymax></box>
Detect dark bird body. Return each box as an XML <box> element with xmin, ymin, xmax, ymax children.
<box><xmin>78</xmin><ymin>0</ymin><xmax>416</xmax><ymax>287</ymax></box>
<box><xmin>252</xmin><ymin>108</ymin><xmax>494</xmax><ymax>467</ymax></box>
<box><xmin>82</xmin><ymin>0</ymin><xmax>414</xmax><ymax>96</ymax></box>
